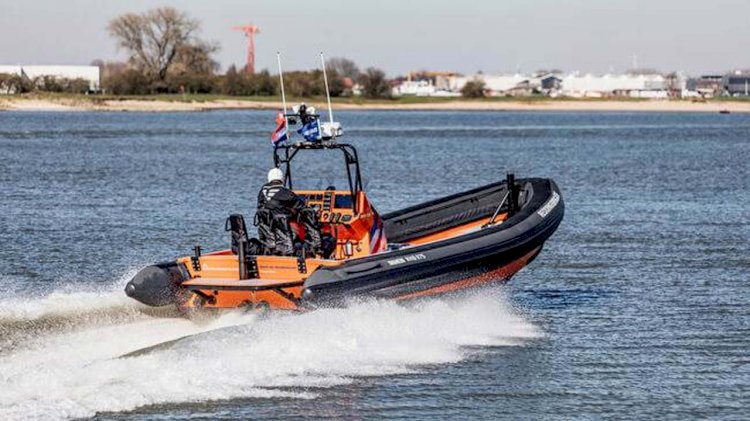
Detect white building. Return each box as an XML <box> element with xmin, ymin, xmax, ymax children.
<box><xmin>0</xmin><ymin>65</ymin><xmax>100</xmax><ymax>93</ymax></box>
<box><xmin>0</xmin><ymin>65</ymin><xmax>23</xmax><ymax>75</ymax></box>
<box><xmin>446</xmin><ymin>74</ymin><xmax>528</xmax><ymax>96</ymax></box>
<box><xmin>393</xmin><ymin>80</ymin><xmax>436</xmax><ymax>96</ymax></box>
<box><xmin>444</xmin><ymin>72</ymin><xmax>670</xmax><ymax>98</ymax></box>
<box><xmin>560</xmin><ymin>73</ymin><xmax>667</xmax><ymax>97</ymax></box>
<box><xmin>392</xmin><ymin>79</ymin><xmax>460</xmax><ymax>97</ymax></box>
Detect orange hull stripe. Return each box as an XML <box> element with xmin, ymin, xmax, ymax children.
<box><xmin>405</xmin><ymin>214</ymin><xmax>507</xmax><ymax>246</ymax></box>
<box><xmin>394</xmin><ymin>246</ymin><xmax>541</xmax><ymax>300</ymax></box>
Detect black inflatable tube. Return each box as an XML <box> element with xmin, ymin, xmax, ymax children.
<box><xmin>301</xmin><ymin>178</ymin><xmax>564</xmax><ymax>305</ymax></box>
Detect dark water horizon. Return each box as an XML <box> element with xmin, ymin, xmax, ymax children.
<box><xmin>0</xmin><ymin>110</ymin><xmax>748</xmax><ymax>420</ymax></box>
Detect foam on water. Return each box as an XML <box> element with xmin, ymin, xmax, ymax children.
<box><xmin>0</xmin><ymin>284</ymin><xmax>539</xmax><ymax>420</ymax></box>
<box><xmin>0</xmin><ymin>269</ymin><xmax>141</xmax><ymax>323</ymax></box>
<box><xmin>0</xmin><ymin>270</ymin><xmax>179</xmax><ymax>353</ymax></box>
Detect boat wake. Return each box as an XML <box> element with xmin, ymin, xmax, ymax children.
<box><xmin>0</xmin><ymin>281</ymin><xmax>540</xmax><ymax>420</ymax></box>
<box><xmin>0</xmin><ymin>272</ymin><xmax>179</xmax><ymax>354</ymax></box>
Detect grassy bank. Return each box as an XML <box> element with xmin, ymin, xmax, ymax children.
<box><xmin>2</xmin><ymin>91</ymin><xmax>654</xmax><ymax>105</ymax></box>
<box><xmin>2</xmin><ymin>92</ymin><xmax>749</xmax><ymax>113</ymax></box>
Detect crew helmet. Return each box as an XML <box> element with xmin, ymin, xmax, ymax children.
<box><xmin>268</xmin><ymin>167</ymin><xmax>284</xmax><ymax>183</ymax></box>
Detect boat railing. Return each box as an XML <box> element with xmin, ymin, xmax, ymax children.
<box><xmin>484</xmin><ymin>173</ymin><xmax>519</xmax><ymax>227</ymax></box>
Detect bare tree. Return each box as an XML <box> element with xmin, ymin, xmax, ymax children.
<box><xmin>108</xmin><ymin>7</ymin><xmax>217</xmax><ymax>85</ymax></box>
<box><xmin>172</xmin><ymin>41</ymin><xmax>220</xmax><ymax>76</ymax></box>
<box><xmin>327</xmin><ymin>57</ymin><xmax>360</xmax><ymax>80</ymax></box>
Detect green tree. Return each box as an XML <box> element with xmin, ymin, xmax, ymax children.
<box><xmin>326</xmin><ymin>74</ymin><xmax>346</xmax><ymax>97</ymax></box>
<box><xmin>359</xmin><ymin>67</ymin><xmax>391</xmax><ymax>98</ymax></box>
<box><xmin>105</xmin><ymin>69</ymin><xmax>151</xmax><ymax>95</ymax></box>
<box><xmin>221</xmin><ymin>65</ymin><xmax>246</xmax><ymax>95</ymax></box>
<box><xmin>0</xmin><ymin>73</ymin><xmax>32</xmax><ymax>94</ymax></box>
<box><xmin>285</xmin><ymin>71</ymin><xmax>325</xmax><ymax>97</ymax></box>
<box><xmin>461</xmin><ymin>80</ymin><xmax>486</xmax><ymax>98</ymax></box>
<box><xmin>68</xmin><ymin>78</ymin><xmax>92</xmax><ymax>93</ymax></box>
<box><xmin>250</xmin><ymin>70</ymin><xmax>277</xmax><ymax>96</ymax></box>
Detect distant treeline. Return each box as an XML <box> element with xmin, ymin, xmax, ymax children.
<box><xmin>95</xmin><ymin>58</ymin><xmax>390</xmax><ymax>98</ymax></box>
<box><xmin>95</xmin><ymin>6</ymin><xmax>391</xmax><ymax>98</ymax></box>
<box><xmin>3</xmin><ymin>6</ymin><xmax>458</xmax><ymax>100</ymax></box>
<box><xmin>0</xmin><ymin>73</ymin><xmax>91</xmax><ymax>94</ymax></box>
<box><xmin>2</xmin><ymin>7</ymin><xmax>392</xmax><ymax>98</ymax></box>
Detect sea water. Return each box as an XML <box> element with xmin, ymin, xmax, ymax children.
<box><xmin>0</xmin><ymin>110</ymin><xmax>747</xmax><ymax>419</ymax></box>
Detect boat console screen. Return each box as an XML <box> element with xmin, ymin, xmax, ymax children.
<box><xmin>334</xmin><ymin>194</ymin><xmax>352</xmax><ymax>209</ymax></box>
<box><xmin>299</xmin><ymin>193</ymin><xmax>323</xmax><ymax>203</ymax></box>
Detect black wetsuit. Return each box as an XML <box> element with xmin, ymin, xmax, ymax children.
<box><xmin>257</xmin><ymin>181</ymin><xmax>288</xmax><ymax>209</ymax></box>
<box><xmin>255</xmin><ymin>182</ymin><xmax>321</xmax><ymax>256</ymax></box>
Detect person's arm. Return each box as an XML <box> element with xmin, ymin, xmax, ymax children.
<box><xmin>269</xmin><ymin>188</ymin><xmax>302</xmax><ymax>211</ymax></box>
<box><xmin>257</xmin><ymin>188</ymin><xmax>266</xmax><ymax>209</ymax></box>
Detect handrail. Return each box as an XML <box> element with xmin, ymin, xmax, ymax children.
<box><xmin>483</xmin><ymin>173</ymin><xmax>519</xmax><ymax>228</ymax></box>
<box><xmin>483</xmin><ymin>191</ymin><xmax>510</xmax><ymax>228</ymax></box>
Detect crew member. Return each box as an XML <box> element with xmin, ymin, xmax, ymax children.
<box><xmin>255</xmin><ymin>168</ymin><xmax>322</xmax><ymax>256</ymax></box>
<box><xmin>258</xmin><ymin>168</ymin><xmax>287</xmax><ymax>209</ymax></box>
<box><xmin>297</xmin><ymin>103</ymin><xmax>310</xmax><ymax>125</ymax></box>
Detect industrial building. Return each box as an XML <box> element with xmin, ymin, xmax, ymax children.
<box><xmin>395</xmin><ymin>71</ymin><xmax>682</xmax><ymax>98</ymax></box>
<box><xmin>686</xmin><ymin>75</ymin><xmax>723</xmax><ymax>97</ymax></box>
<box><xmin>441</xmin><ymin>74</ymin><xmax>527</xmax><ymax>95</ymax></box>
<box><xmin>391</xmin><ymin>80</ymin><xmax>459</xmax><ymax>97</ymax></box>
<box><xmin>557</xmin><ymin>73</ymin><xmax>668</xmax><ymax>98</ymax></box>
<box><xmin>723</xmin><ymin>72</ymin><xmax>750</xmax><ymax>96</ymax></box>
<box><xmin>0</xmin><ymin>65</ymin><xmax>100</xmax><ymax>93</ymax></box>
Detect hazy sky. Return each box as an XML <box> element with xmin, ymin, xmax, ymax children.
<box><xmin>1</xmin><ymin>0</ymin><xmax>748</xmax><ymax>76</ymax></box>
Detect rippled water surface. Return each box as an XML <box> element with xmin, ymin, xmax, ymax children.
<box><xmin>0</xmin><ymin>110</ymin><xmax>748</xmax><ymax>420</ymax></box>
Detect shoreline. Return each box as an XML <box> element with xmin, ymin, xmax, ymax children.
<box><xmin>1</xmin><ymin>96</ymin><xmax>749</xmax><ymax>113</ymax></box>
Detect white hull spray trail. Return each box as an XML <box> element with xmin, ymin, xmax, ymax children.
<box><xmin>0</xmin><ymin>284</ymin><xmax>540</xmax><ymax>420</ymax></box>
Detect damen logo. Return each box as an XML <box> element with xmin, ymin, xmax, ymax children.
<box><xmin>537</xmin><ymin>191</ymin><xmax>560</xmax><ymax>218</ymax></box>
<box><xmin>386</xmin><ymin>253</ymin><xmax>427</xmax><ymax>266</ymax></box>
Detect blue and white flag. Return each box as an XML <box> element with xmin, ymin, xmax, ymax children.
<box><xmin>298</xmin><ymin>119</ymin><xmax>321</xmax><ymax>142</ymax></box>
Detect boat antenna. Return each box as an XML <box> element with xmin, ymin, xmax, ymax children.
<box><xmin>320</xmin><ymin>52</ymin><xmax>334</xmax><ymax>126</ymax></box>
<box><xmin>276</xmin><ymin>52</ymin><xmax>291</xmax><ymax>142</ymax></box>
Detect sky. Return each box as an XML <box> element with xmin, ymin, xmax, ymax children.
<box><xmin>1</xmin><ymin>0</ymin><xmax>748</xmax><ymax>76</ymax></box>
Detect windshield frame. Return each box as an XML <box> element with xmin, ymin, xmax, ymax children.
<box><xmin>273</xmin><ymin>142</ymin><xmax>363</xmax><ymax>212</ymax></box>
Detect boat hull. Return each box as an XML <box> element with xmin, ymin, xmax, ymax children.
<box><xmin>301</xmin><ymin>179</ymin><xmax>563</xmax><ymax>305</ymax></box>
<box><xmin>125</xmin><ymin>178</ymin><xmax>563</xmax><ymax>311</ymax></box>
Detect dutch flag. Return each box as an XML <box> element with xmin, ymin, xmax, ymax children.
<box><xmin>369</xmin><ymin>213</ymin><xmax>387</xmax><ymax>253</ymax></box>
<box><xmin>271</xmin><ymin>111</ymin><xmax>288</xmax><ymax>146</ymax></box>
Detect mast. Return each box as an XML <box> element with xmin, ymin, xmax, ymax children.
<box><xmin>276</xmin><ymin>52</ymin><xmax>291</xmax><ymax>142</ymax></box>
<box><xmin>320</xmin><ymin>52</ymin><xmax>334</xmax><ymax>126</ymax></box>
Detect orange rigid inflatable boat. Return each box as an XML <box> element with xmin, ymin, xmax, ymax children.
<box><xmin>125</xmin><ymin>141</ymin><xmax>564</xmax><ymax>313</ymax></box>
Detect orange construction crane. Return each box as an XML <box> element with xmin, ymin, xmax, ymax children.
<box><xmin>232</xmin><ymin>24</ymin><xmax>261</xmax><ymax>74</ymax></box>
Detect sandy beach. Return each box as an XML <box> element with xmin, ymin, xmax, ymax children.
<box><xmin>1</xmin><ymin>96</ymin><xmax>749</xmax><ymax>113</ymax></box>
